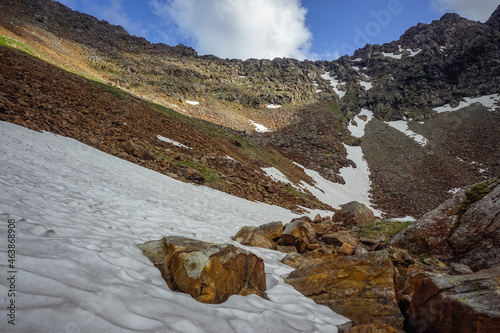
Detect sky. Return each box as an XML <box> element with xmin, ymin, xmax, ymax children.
<box><xmin>56</xmin><ymin>0</ymin><xmax>500</xmax><ymax>60</ymax></box>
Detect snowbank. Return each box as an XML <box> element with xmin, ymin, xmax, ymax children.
<box><xmin>0</xmin><ymin>121</ymin><xmax>350</xmax><ymax>332</ymax></box>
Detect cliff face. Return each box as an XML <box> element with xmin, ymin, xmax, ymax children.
<box><xmin>333</xmin><ymin>12</ymin><xmax>500</xmax><ymax>121</ymax></box>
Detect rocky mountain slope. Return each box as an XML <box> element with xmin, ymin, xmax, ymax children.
<box><xmin>1</xmin><ymin>0</ymin><xmax>499</xmax><ymax>217</ymax></box>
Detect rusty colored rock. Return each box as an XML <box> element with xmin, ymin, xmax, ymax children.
<box><xmin>281</xmin><ymin>218</ymin><xmax>317</xmax><ymax>253</ymax></box>
<box><xmin>332</xmin><ymin>201</ymin><xmax>377</xmax><ymax>227</ymax></box>
<box><xmin>139</xmin><ymin>236</ymin><xmax>267</xmax><ymax>304</ymax></box>
<box><xmin>285</xmin><ymin>251</ymin><xmax>404</xmax><ymax>329</ymax></box>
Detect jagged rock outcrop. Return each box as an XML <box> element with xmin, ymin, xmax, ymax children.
<box><xmin>486</xmin><ymin>5</ymin><xmax>500</xmax><ymax>31</ymax></box>
<box><xmin>407</xmin><ymin>266</ymin><xmax>500</xmax><ymax>333</ymax></box>
<box><xmin>391</xmin><ymin>178</ymin><xmax>500</xmax><ymax>271</ymax></box>
<box><xmin>139</xmin><ymin>236</ymin><xmax>267</xmax><ymax>304</ymax></box>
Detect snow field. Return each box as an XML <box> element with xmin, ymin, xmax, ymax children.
<box><xmin>0</xmin><ymin>121</ymin><xmax>350</xmax><ymax>332</ymax></box>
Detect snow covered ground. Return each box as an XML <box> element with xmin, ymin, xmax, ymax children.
<box><xmin>433</xmin><ymin>94</ymin><xmax>500</xmax><ymax>113</ymax></box>
<box><xmin>185</xmin><ymin>100</ymin><xmax>200</xmax><ymax>106</ymax></box>
<box><xmin>386</xmin><ymin>121</ymin><xmax>428</xmax><ymax>146</ymax></box>
<box><xmin>0</xmin><ymin>121</ymin><xmax>350</xmax><ymax>332</ymax></box>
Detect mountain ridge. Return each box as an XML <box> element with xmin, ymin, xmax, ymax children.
<box><xmin>1</xmin><ymin>0</ymin><xmax>499</xmax><ymax>217</ymax></box>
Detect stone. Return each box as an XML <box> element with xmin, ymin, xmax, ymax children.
<box><xmin>332</xmin><ymin>201</ymin><xmax>377</xmax><ymax>227</ymax></box>
<box><xmin>391</xmin><ymin>178</ymin><xmax>500</xmax><ymax>270</ymax></box>
<box><xmin>281</xmin><ymin>218</ymin><xmax>317</xmax><ymax>253</ymax></box>
<box><xmin>448</xmin><ymin>180</ymin><xmax>500</xmax><ymax>271</ymax></box>
<box><xmin>124</xmin><ymin>139</ymin><xmax>154</xmax><ymax>160</ymax></box>
<box><xmin>232</xmin><ymin>226</ymin><xmax>277</xmax><ymax>250</ymax></box>
<box><xmin>256</xmin><ymin>221</ymin><xmax>284</xmax><ymax>240</ymax></box>
<box><xmin>285</xmin><ymin>251</ymin><xmax>404</xmax><ymax>329</ymax></box>
<box><xmin>449</xmin><ymin>263</ymin><xmax>473</xmax><ymax>275</ymax></box>
<box><xmin>390</xmin><ymin>187</ymin><xmax>469</xmax><ymax>261</ymax></box>
<box><xmin>337</xmin><ymin>243</ymin><xmax>354</xmax><ymax>256</ymax></box>
<box><xmin>359</xmin><ymin>237</ymin><xmax>381</xmax><ymax>251</ymax></box>
<box><xmin>139</xmin><ymin>236</ymin><xmax>267</xmax><ymax>304</ymax></box>
<box><xmin>320</xmin><ymin>230</ymin><xmax>359</xmax><ymax>248</ymax></box>
<box><xmin>407</xmin><ymin>266</ymin><xmax>500</xmax><ymax>333</ymax></box>
<box><xmin>310</xmin><ymin>218</ymin><xmax>339</xmax><ymax>236</ymax></box>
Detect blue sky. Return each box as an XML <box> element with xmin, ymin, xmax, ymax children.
<box><xmin>57</xmin><ymin>0</ymin><xmax>499</xmax><ymax>60</ymax></box>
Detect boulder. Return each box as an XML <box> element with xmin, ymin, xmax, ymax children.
<box><xmin>320</xmin><ymin>230</ymin><xmax>359</xmax><ymax>247</ymax></box>
<box><xmin>124</xmin><ymin>139</ymin><xmax>154</xmax><ymax>160</ymax></box>
<box><xmin>448</xmin><ymin>181</ymin><xmax>500</xmax><ymax>271</ymax></box>
<box><xmin>332</xmin><ymin>201</ymin><xmax>377</xmax><ymax>227</ymax></box>
<box><xmin>285</xmin><ymin>251</ymin><xmax>404</xmax><ymax>329</ymax></box>
<box><xmin>281</xmin><ymin>218</ymin><xmax>317</xmax><ymax>253</ymax></box>
<box><xmin>407</xmin><ymin>266</ymin><xmax>500</xmax><ymax>333</ymax></box>
<box><xmin>310</xmin><ymin>217</ymin><xmax>340</xmax><ymax>236</ymax></box>
<box><xmin>390</xmin><ymin>187</ymin><xmax>469</xmax><ymax>260</ymax></box>
<box><xmin>391</xmin><ymin>178</ymin><xmax>500</xmax><ymax>270</ymax></box>
<box><xmin>255</xmin><ymin>221</ymin><xmax>284</xmax><ymax>240</ymax></box>
<box><xmin>139</xmin><ymin>236</ymin><xmax>267</xmax><ymax>304</ymax></box>
<box><xmin>232</xmin><ymin>226</ymin><xmax>277</xmax><ymax>250</ymax></box>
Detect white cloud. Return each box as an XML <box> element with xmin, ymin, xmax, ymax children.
<box><xmin>431</xmin><ymin>0</ymin><xmax>499</xmax><ymax>21</ymax></box>
<box><xmin>149</xmin><ymin>0</ymin><xmax>313</xmax><ymax>60</ymax></box>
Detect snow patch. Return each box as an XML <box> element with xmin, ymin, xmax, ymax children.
<box><xmin>157</xmin><ymin>135</ymin><xmax>192</xmax><ymax>149</ymax></box>
<box><xmin>353</xmin><ymin>58</ymin><xmax>362</xmax><ymax>62</ymax></box>
<box><xmin>408</xmin><ymin>49</ymin><xmax>422</xmax><ymax>57</ymax></box>
<box><xmin>0</xmin><ymin>121</ymin><xmax>351</xmax><ymax>332</ymax></box>
<box><xmin>263</xmin><ymin>167</ymin><xmax>291</xmax><ymax>185</ymax></box>
<box><xmin>360</xmin><ymin>81</ymin><xmax>373</xmax><ymax>91</ymax></box>
<box><xmin>250</xmin><ymin>120</ymin><xmax>272</xmax><ymax>133</ymax></box>
<box><xmin>382</xmin><ymin>52</ymin><xmax>402</xmax><ymax>59</ymax></box>
<box><xmin>348</xmin><ymin>108</ymin><xmax>374</xmax><ymax>138</ymax></box>
<box><xmin>321</xmin><ymin>72</ymin><xmax>346</xmax><ymax>99</ymax></box>
<box><xmin>386</xmin><ymin>121</ymin><xmax>428</xmax><ymax>146</ymax></box>
<box><xmin>185</xmin><ymin>100</ymin><xmax>200</xmax><ymax>105</ymax></box>
<box><xmin>266</xmin><ymin>104</ymin><xmax>282</xmax><ymax>109</ymax></box>
<box><xmin>433</xmin><ymin>94</ymin><xmax>500</xmax><ymax>113</ymax></box>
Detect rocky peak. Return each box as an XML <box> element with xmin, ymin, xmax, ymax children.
<box><xmin>486</xmin><ymin>5</ymin><xmax>500</xmax><ymax>31</ymax></box>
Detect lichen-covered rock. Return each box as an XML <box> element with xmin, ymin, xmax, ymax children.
<box><xmin>139</xmin><ymin>236</ymin><xmax>267</xmax><ymax>304</ymax></box>
<box><xmin>284</xmin><ymin>251</ymin><xmax>404</xmax><ymax>329</ymax></box>
<box><xmin>332</xmin><ymin>201</ymin><xmax>377</xmax><ymax>227</ymax></box>
<box><xmin>407</xmin><ymin>266</ymin><xmax>500</xmax><ymax>333</ymax></box>
<box><xmin>281</xmin><ymin>218</ymin><xmax>317</xmax><ymax>253</ymax></box>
